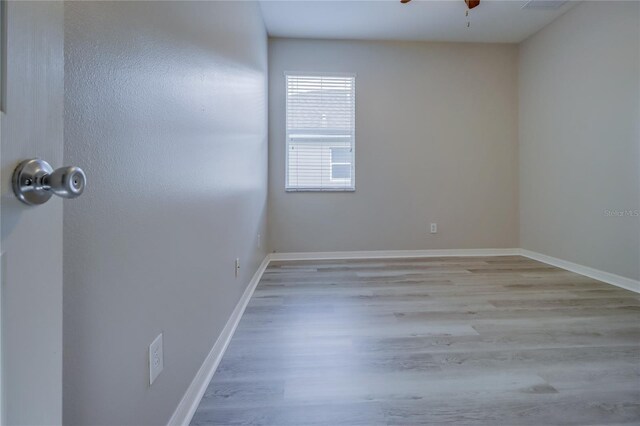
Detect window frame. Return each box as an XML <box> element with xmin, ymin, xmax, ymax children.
<box><xmin>284</xmin><ymin>71</ymin><xmax>356</xmax><ymax>192</ymax></box>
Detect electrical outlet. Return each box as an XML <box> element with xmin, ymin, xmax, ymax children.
<box><xmin>149</xmin><ymin>333</ymin><xmax>163</xmax><ymax>386</ymax></box>
<box><xmin>430</xmin><ymin>223</ymin><xmax>438</xmax><ymax>234</ymax></box>
<box><xmin>257</xmin><ymin>233</ymin><xmax>261</xmax><ymax>248</ymax></box>
<box><xmin>235</xmin><ymin>258</ymin><xmax>240</xmax><ymax>278</ymax></box>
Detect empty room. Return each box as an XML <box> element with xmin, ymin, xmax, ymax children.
<box><xmin>1</xmin><ymin>0</ymin><xmax>639</xmax><ymax>425</ymax></box>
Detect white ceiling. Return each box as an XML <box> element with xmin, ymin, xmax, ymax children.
<box><xmin>259</xmin><ymin>0</ymin><xmax>579</xmax><ymax>44</ymax></box>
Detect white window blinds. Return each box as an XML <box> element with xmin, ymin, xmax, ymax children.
<box><xmin>286</xmin><ymin>73</ymin><xmax>355</xmax><ymax>191</ymax></box>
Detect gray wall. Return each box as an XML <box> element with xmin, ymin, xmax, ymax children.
<box><xmin>519</xmin><ymin>1</ymin><xmax>640</xmax><ymax>281</ymax></box>
<box><xmin>63</xmin><ymin>2</ymin><xmax>268</xmax><ymax>424</ymax></box>
<box><xmin>268</xmin><ymin>38</ymin><xmax>519</xmax><ymax>252</ymax></box>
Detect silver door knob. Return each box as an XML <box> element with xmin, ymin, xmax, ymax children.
<box><xmin>12</xmin><ymin>159</ymin><xmax>87</xmax><ymax>205</ymax></box>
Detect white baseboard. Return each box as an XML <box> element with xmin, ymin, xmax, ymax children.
<box><xmin>519</xmin><ymin>249</ymin><xmax>640</xmax><ymax>294</ymax></box>
<box><xmin>167</xmin><ymin>254</ymin><xmax>271</xmax><ymax>426</ymax></box>
<box><xmin>269</xmin><ymin>248</ymin><xmax>520</xmax><ymax>261</ymax></box>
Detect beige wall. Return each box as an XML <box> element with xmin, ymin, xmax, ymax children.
<box><xmin>268</xmin><ymin>38</ymin><xmax>519</xmax><ymax>252</ymax></box>
<box><xmin>519</xmin><ymin>1</ymin><xmax>640</xmax><ymax>280</ymax></box>
<box><xmin>63</xmin><ymin>2</ymin><xmax>268</xmax><ymax>424</ymax></box>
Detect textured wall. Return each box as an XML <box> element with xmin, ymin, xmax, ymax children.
<box><xmin>63</xmin><ymin>2</ymin><xmax>268</xmax><ymax>424</ymax></box>
<box><xmin>268</xmin><ymin>38</ymin><xmax>519</xmax><ymax>253</ymax></box>
<box><xmin>519</xmin><ymin>1</ymin><xmax>640</xmax><ymax>280</ymax></box>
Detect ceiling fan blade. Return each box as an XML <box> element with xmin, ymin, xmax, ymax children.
<box><xmin>400</xmin><ymin>0</ymin><xmax>412</xmax><ymax>3</ymax></box>
<box><xmin>465</xmin><ymin>0</ymin><xmax>480</xmax><ymax>9</ymax></box>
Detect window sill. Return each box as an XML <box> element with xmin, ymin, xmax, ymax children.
<box><xmin>285</xmin><ymin>188</ymin><xmax>355</xmax><ymax>193</ymax></box>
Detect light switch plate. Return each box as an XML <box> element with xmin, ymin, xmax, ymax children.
<box><xmin>149</xmin><ymin>333</ymin><xmax>163</xmax><ymax>386</ymax></box>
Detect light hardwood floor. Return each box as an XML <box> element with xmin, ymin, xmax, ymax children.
<box><xmin>191</xmin><ymin>256</ymin><xmax>640</xmax><ymax>425</ymax></box>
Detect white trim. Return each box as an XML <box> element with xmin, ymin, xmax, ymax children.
<box><xmin>269</xmin><ymin>248</ymin><xmax>520</xmax><ymax>261</ymax></box>
<box><xmin>167</xmin><ymin>255</ymin><xmax>271</xmax><ymax>426</ymax></box>
<box><xmin>519</xmin><ymin>249</ymin><xmax>640</xmax><ymax>294</ymax></box>
<box><xmin>285</xmin><ymin>187</ymin><xmax>355</xmax><ymax>193</ymax></box>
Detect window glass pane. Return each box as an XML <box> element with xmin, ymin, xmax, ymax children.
<box><xmin>331</xmin><ymin>147</ymin><xmax>351</xmax><ymax>164</ymax></box>
<box><xmin>331</xmin><ymin>164</ymin><xmax>351</xmax><ymax>180</ymax></box>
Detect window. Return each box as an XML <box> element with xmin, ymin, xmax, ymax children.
<box><xmin>286</xmin><ymin>73</ymin><xmax>355</xmax><ymax>191</ymax></box>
